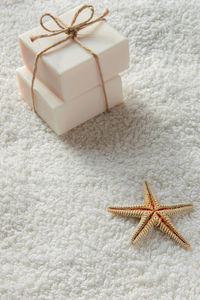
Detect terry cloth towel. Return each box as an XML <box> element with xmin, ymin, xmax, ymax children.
<box><xmin>0</xmin><ymin>0</ymin><xmax>199</xmax><ymax>299</ymax></box>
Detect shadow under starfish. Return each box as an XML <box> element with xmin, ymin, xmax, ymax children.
<box><xmin>107</xmin><ymin>181</ymin><xmax>194</xmax><ymax>248</ymax></box>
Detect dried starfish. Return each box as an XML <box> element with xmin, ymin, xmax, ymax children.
<box><xmin>107</xmin><ymin>181</ymin><xmax>193</xmax><ymax>248</ymax></box>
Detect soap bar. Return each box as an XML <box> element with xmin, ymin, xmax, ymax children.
<box><xmin>16</xmin><ymin>67</ymin><xmax>123</xmax><ymax>135</ymax></box>
<box><xmin>19</xmin><ymin>6</ymin><xmax>129</xmax><ymax>102</ymax></box>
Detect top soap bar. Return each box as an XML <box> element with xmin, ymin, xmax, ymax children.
<box><xmin>19</xmin><ymin>6</ymin><xmax>129</xmax><ymax>102</ymax></box>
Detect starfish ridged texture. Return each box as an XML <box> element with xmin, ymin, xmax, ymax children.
<box><xmin>107</xmin><ymin>181</ymin><xmax>193</xmax><ymax>248</ymax></box>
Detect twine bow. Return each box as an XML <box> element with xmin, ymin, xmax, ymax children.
<box><xmin>30</xmin><ymin>4</ymin><xmax>110</xmax><ymax>113</ymax></box>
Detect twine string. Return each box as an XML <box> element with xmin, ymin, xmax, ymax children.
<box><xmin>30</xmin><ymin>4</ymin><xmax>109</xmax><ymax>113</ymax></box>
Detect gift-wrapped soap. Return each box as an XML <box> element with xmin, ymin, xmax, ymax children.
<box><xmin>19</xmin><ymin>6</ymin><xmax>129</xmax><ymax>101</ymax></box>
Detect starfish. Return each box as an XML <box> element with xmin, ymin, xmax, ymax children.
<box><xmin>107</xmin><ymin>181</ymin><xmax>193</xmax><ymax>248</ymax></box>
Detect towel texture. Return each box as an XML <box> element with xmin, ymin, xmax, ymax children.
<box><xmin>0</xmin><ymin>0</ymin><xmax>200</xmax><ymax>299</ymax></box>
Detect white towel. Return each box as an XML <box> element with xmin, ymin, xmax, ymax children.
<box><xmin>0</xmin><ymin>0</ymin><xmax>199</xmax><ymax>299</ymax></box>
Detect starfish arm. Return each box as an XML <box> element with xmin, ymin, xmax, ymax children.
<box><xmin>143</xmin><ymin>181</ymin><xmax>159</xmax><ymax>209</ymax></box>
<box><xmin>130</xmin><ymin>213</ymin><xmax>155</xmax><ymax>245</ymax></box>
<box><xmin>156</xmin><ymin>213</ymin><xmax>190</xmax><ymax>248</ymax></box>
<box><xmin>158</xmin><ymin>203</ymin><xmax>194</xmax><ymax>216</ymax></box>
<box><xmin>107</xmin><ymin>205</ymin><xmax>151</xmax><ymax>217</ymax></box>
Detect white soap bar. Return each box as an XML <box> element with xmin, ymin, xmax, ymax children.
<box><xmin>19</xmin><ymin>6</ymin><xmax>129</xmax><ymax>102</ymax></box>
<box><xmin>16</xmin><ymin>67</ymin><xmax>123</xmax><ymax>135</ymax></box>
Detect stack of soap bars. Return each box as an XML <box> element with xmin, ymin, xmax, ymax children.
<box><xmin>16</xmin><ymin>6</ymin><xmax>129</xmax><ymax>135</ymax></box>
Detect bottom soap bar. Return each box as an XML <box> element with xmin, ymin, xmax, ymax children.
<box><xmin>16</xmin><ymin>67</ymin><xmax>123</xmax><ymax>135</ymax></box>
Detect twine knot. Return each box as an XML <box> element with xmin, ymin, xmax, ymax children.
<box><xmin>66</xmin><ymin>27</ymin><xmax>77</xmax><ymax>37</ymax></box>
